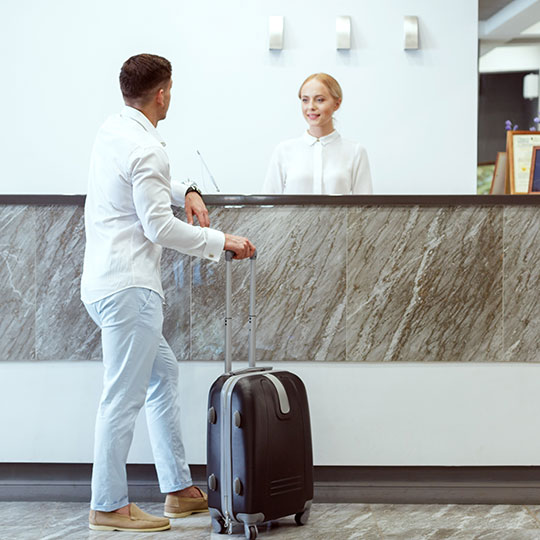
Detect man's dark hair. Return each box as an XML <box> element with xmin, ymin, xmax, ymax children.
<box><xmin>119</xmin><ymin>54</ymin><xmax>172</xmax><ymax>102</ymax></box>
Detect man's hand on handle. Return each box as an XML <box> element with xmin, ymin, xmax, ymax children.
<box><xmin>184</xmin><ymin>192</ymin><xmax>254</xmax><ymax>259</ymax></box>
<box><xmin>224</xmin><ymin>234</ymin><xmax>256</xmax><ymax>260</ymax></box>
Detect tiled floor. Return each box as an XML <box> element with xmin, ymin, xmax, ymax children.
<box><xmin>3</xmin><ymin>502</ymin><xmax>540</xmax><ymax>539</ymax></box>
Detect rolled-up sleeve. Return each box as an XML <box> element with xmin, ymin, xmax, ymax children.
<box><xmin>130</xmin><ymin>146</ymin><xmax>224</xmax><ymax>261</ymax></box>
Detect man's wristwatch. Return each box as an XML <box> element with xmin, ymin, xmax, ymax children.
<box><xmin>185</xmin><ymin>183</ymin><xmax>202</xmax><ymax>197</ymax></box>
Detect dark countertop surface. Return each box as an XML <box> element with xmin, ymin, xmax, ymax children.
<box><xmin>1</xmin><ymin>194</ymin><xmax>540</xmax><ymax>206</ymax></box>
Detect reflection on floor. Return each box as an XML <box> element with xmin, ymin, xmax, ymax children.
<box><xmin>2</xmin><ymin>501</ymin><xmax>540</xmax><ymax>539</ymax></box>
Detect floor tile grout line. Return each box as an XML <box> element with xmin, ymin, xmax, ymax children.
<box><xmin>369</xmin><ymin>503</ymin><xmax>387</xmax><ymax>540</ymax></box>
<box><xmin>524</xmin><ymin>504</ymin><xmax>540</xmax><ymax>528</ymax></box>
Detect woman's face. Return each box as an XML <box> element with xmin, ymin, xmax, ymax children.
<box><xmin>300</xmin><ymin>79</ymin><xmax>341</xmax><ymax>133</ymax></box>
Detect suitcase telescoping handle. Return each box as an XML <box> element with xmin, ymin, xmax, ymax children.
<box><xmin>224</xmin><ymin>249</ymin><xmax>257</xmax><ymax>373</ymax></box>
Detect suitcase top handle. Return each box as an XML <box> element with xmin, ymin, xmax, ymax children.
<box><xmin>224</xmin><ymin>249</ymin><xmax>258</xmax><ymax>373</ymax></box>
<box><xmin>225</xmin><ymin>249</ymin><xmax>258</xmax><ymax>261</ymax></box>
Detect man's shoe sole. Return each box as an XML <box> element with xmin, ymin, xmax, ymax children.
<box><xmin>89</xmin><ymin>523</ymin><xmax>171</xmax><ymax>532</ymax></box>
<box><xmin>164</xmin><ymin>508</ymin><xmax>209</xmax><ymax>519</ymax></box>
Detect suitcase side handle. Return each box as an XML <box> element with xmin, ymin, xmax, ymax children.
<box><xmin>224</xmin><ymin>250</ymin><xmax>257</xmax><ymax>373</ymax></box>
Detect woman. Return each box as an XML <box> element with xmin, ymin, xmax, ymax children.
<box><xmin>263</xmin><ymin>73</ymin><xmax>373</xmax><ymax>194</ymax></box>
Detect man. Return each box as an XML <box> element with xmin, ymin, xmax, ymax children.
<box><xmin>81</xmin><ymin>53</ymin><xmax>255</xmax><ymax>532</ymax></box>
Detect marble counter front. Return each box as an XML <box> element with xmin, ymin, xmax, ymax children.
<box><xmin>1</xmin><ymin>195</ymin><xmax>538</xmax><ymax>363</ymax></box>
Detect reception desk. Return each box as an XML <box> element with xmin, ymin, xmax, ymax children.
<box><xmin>3</xmin><ymin>194</ymin><xmax>540</xmax><ymax>481</ymax></box>
<box><xmin>1</xmin><ymin>195</ymin><xmax>538</xmax><ymax>364</ymax></box>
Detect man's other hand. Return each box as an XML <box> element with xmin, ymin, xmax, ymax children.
<box><xmin>224</xmin><ymin>234</ymin><xmax>256</xmax><ymax>260</ymax></box>
<box><xmin>185</xmin><ymin>192</ymin><xmax>210</xmax><ymax>227</ymax></box>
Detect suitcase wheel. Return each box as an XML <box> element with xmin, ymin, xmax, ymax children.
<box><xmin>295</xmin><ymin>508</ymin><xmax>310</xmax><ymax>526</ymax></box>
<box><xmin>244</xmin><ymin>524</ymin><xmax>258</xmax><ymax>540</ymax></box>
<box><xmin>211</xmin><ymin>516</ymin><xmax>226</xmax><ymax>534</ymax></box>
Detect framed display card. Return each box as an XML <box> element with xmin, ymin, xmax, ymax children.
<box><xmin>506</xmin><ymin>131</ymin><xmax>540</xmax><ymax>194</ymax></box>
<box><xmin>528</xmin><ymin>146</ymin><xmax>540</xmax><ymax>194</ymax></box>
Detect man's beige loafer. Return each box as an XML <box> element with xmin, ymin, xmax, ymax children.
<box><xmin>89</xmin><ymin>502</ymin><xmax>171</xmax><ymax>532</ymax></box>
<box><xmin>164</xmin><ymin>487</ymin><xmax>209</xmax><ymax>518</ymax></box>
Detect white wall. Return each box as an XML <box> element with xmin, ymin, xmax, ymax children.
<box><xmin>0</xmin><ymin>0</ymin><xmax>498</xmax><ymax>469</ymax></box>
<box><xmin>2</xmin><ymin>361</ymin><xmax>540</xmax><ymax>466</ymax></box>
<box><xmin>0</xmin><ymin>0</ymin><xmax>478</xmax><ymax>195</ymax></box>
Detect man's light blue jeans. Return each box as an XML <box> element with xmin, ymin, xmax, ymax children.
<box><xmin>84</xmin><ymin>287</ymin><xmax>193</xmax><ymax>512</ymax></box>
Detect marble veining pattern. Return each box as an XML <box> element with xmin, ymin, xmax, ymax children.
<box><xmin>162</xmin><ymin>207</ymin><xmax>192</xmax><ymax>361</ymax></box>
<box><xmin>190</xmin><ymin>206</ymin><xmax>347</xmax><ymax>363</ymax></box>
<box><xmin>347</xmin><ymin>207</ymin><xmax>503</xmax><ymax>362</ymax></box>
<box><xmin>34</xmin><ymin>206</ymin><xmax>101</xmax><ymax>361</ymax></box>
<box><xmin>0</xmin><ymin>206</ymin><xmax>36</xmax><ymax>361</ymax></box>
<box><xmin>503</xmin><ymin>207</ymin><xmax>540</xmax><ymax>362</ymax></box>
<box><xmin>3</xmin><ymin>502</ymin><xmax>540</xmax><ymax>539</ymax></box>
<box><xmin>1</xmin><ymin>202</ymin><xmax>539</xmax><ymax>363</ymax></box>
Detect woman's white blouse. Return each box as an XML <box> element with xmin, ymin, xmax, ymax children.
<box><xmin>262</xmin><ymin>130</ymin><xmax>373</xmax><ymax>194</ymax></box>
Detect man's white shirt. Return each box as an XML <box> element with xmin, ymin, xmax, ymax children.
<box><xmin>81</xmin><ymin>106</ymin><xmax>224</xmax><ymax>304</ymax></box>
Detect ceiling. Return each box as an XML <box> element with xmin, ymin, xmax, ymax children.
<box><xmin>479</xmin><ymin>0</ymin><xmax>540</xmax><ymax>57</ymax></box>
<box><xmin>479</xmin><ymin>0</ymin><xmax>515</xmax><ymax>20</ymax></box>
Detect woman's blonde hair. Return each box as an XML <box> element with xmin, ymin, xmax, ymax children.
<box><xmin>298</xmin><ymin>73</ymin><xmax>343</xmax><ymax>102</ymax></box>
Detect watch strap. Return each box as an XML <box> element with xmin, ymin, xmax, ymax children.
<box><xmin>185</xmin><ymin>184</ymin><xmax>202</xmax><ymax>197</ymax></box>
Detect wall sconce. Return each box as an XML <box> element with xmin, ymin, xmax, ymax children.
<box><xmin>523</xmin><ymin>73</ymin><xmax>539</xmax><ymax>100</ymax></box>
<box><xmin>269</xmin><ymin>16</ymin><xmax>284</xmax><ymax>50</ymax></box>
<box><xmin>403</xmin><ymin>16</ymin><xmax>419</xmax><ymax>50</ymax></box>
<box><xmin>336</xmin><ymin>16</ymin><xmax>351</xmax><ymax>50</ymax></box>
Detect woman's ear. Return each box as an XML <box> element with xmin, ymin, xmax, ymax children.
<box><xmin>334</xmin><ymin>99</ymin><xmax>342</xmax><ymax>111</ymax></box>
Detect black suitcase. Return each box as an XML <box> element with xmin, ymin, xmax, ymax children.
<box><xmin>206</xmin><ymin>251</ymin><xmax>314</xmax><ymax>540</ymax></box>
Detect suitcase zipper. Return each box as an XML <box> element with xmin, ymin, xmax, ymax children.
<box><xmin>220</xmin><ymin>374</ymin><xmax>238</xmax><ymax>525</ymax></box>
